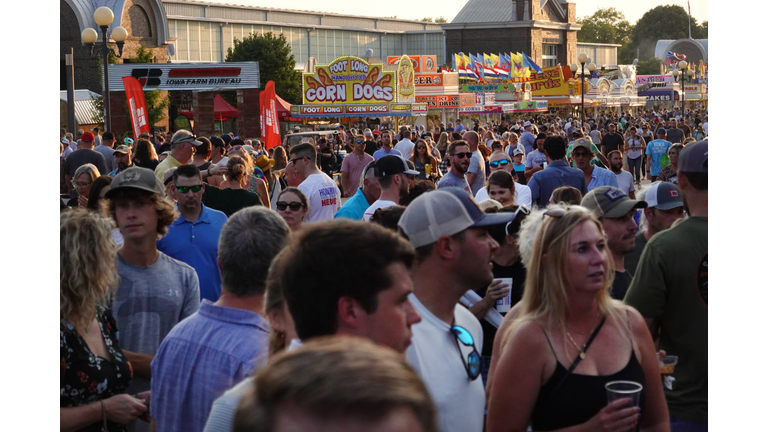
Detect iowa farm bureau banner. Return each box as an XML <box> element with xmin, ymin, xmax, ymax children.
<box><xmin>303</xmin><ymin>56</ymin><xmax>396</xmax><ymax>105</ymax></box>
<box><xmin>122</xmin><ymin>77</ymin><xmax>150</xmax><ymax>139</ymax></box>
<box><xmin>107</xmin><ymin>62</ymin><xmax>260</xmax><ymax>91</ymax></box>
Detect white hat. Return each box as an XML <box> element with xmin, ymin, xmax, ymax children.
<box><xmin>524</xmin><ymin>121</ymin><xmax>532</xmax><ymax>127</ymax></box>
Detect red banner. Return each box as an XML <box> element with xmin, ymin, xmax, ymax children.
<box><xmin>260</xmin><ymin>81</ymin><xmax>281</xmax><ymax>150</ymax></box>
<box><xmin>122</xmin><ymin>76</ymin><xmax>151</xmax><ymax>139</ymax></box>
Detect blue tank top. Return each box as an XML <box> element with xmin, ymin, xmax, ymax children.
<box><xmin>530</xmin><ymin>328</ymin><xmax>646</xmax><ymax>431</ymax></box>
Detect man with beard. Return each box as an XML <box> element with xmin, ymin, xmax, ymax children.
<box><xmin>581</xmin><ymin>185</ymin><xmax>647</xmax><ymax>300</ymax></box>
<box><xmin>528</xmin><ymin>136</ymin><xmax>587</xmax><ymax>208</ymax></box>
<box><xmin>373</xmin><ymin>130</ymin><xmax>403</xmax><ymax>160</ymax></box>
<box><xmin>608</xmin><ymin>150</ymin><xmax>636</xmax><ymax>198</ymax></box>
<box><xmin>109</xmin><ymin>145</ymin><xmax>134</xmax><ymax>176</ymax></box>
<box><xmin>158</xmin><ymin>165</ymin><xmax>228</xmax><ymax>302</ymax></box>
<box><xmin>437</xmin><ymin>140</ymin><xmax>472</xmax><ymax>193</ymax></box>
<box><xmin>600</xmin><ymin>123</ymin><xmax>624</xmax><ymax>157</ymax></box>
<box><xmin>571</xmin><ymin>138</ymin><xmax>619</xmax><ymax>191</ymax></box>
<box><xmin>363</xmin><ymin>155</ymin><xmax>419</xmax><ymax>221</ymax></box>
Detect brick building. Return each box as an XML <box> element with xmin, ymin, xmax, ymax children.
<box><xmin>443</xmin><ymin>0</ymin><xmax>581</xmax><ymax>68</ymax></box>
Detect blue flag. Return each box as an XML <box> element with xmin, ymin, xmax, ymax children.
<box><xmin>522</xmin><ymin>52</ymin><xmax>543</xmax><ymax>73</ymax></box>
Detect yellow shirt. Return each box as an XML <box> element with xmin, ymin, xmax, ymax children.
<box><xmin>154</xmin><ymin>155</ymin><xmax>183</xmax><ymax>180</ymax></box>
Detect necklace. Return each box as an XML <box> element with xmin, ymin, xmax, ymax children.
<box><xmin>565</xmin><ymin>313</ymin><xmax>601</xmax><ymax>360</ymax></box>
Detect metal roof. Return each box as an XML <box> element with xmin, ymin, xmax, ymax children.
<box><xmin>60</xmin><ymin>90</ymin><xmax>101</xmax><ymax>125</ymax></box>
<box><xmin>452</xmin><ymin>0</ymin><xmax>517</xmax><ymax>23</ymax></box>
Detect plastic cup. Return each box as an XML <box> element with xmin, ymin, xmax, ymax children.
<box><xmin>425</xmin><ymin>164</ymin><xmax>432</xmax><ymax>175</ymax></box>
<box><xmin>605</xmin><ymin>380</ymin><xmax>643</xmax><ymax>407</ymax></box>
<box><xmin>494</xmin><ymin>278</ymin><xmax>513</xmax><ymax>313</ymax></box>
<box><xmin>658</xmin><ymin>355</ymin><xmax>678</xmax><ymax>376</ymax></box>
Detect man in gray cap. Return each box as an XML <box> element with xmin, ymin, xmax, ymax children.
<box><xmin>109</xmin><ymin>145</ymin><xmax>134</xmax><ymax>176</ymax></box>
<box><xmin>105</xmin><ymin>166</ymin><xmax>200</xmax><ymax>432</ymax></box>
<box><xmin>398</xmin><ymin>187</ymin><xmax>520</xmax><ymax>432</ymax></box>
<box><xmin>363</xmin><ymin>155</ymin><xmax>418</xmax><ymax>221</ymax></box>
<box><xmin>624</xmin><ymin>182</ymin><xmax>685</xmax><ymax>276</ymax></box>
<box><xmin>155</xmin><ymin>130</ymin><xmax>203</xmax><ymax>180</ymax></box>
<box><xmin>581</xmin><ymin>185</ymin><xmax>647</xmax><ymax>300</ymax></box>
<box><xmin>624</xmin><ymin>140</ymin><xmax>708</xmax><ymax>431</ymax></box>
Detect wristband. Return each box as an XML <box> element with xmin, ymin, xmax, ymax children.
<box><xmin>101</xmin><ymin>400</ymin><xmax>107</xmax><ymax>429</ymax></box>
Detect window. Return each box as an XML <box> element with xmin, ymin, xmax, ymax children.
<box><xmin>542</xmin><ymin>44</ymin><xmax>558</xmax><ymax>68</ymax></box>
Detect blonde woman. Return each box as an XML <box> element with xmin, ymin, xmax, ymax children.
<box><xmin>222</xmin><ymin>145</ymin><xmax>270</xmax><ymax>208</ymax></box>
<box><xmin>202</xmin><ymin>156</ymin><xmax>262</xmax><ymax>217</ymax></box>
<box><xmin>486</xmin><ymin>205</ymin><xmax>669</xmax><ymax>432</ymax></box>
<box><xmin>68</xmin><ymin>163</ymin><xmax>101</xmax><ymax>208</ymax></box>
<box><xmin>60</xmin><ymin>209</ymin><xmax>149</xmax><ymax>431</ymax></box>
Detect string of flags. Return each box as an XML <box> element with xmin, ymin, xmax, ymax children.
<box><xmin>452</xmin><ymin>52</ymin><xmax>543</xmax><ymax>82</ymax></box>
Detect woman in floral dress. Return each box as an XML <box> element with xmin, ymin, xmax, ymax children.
<box><xmin>60</xmin><ymin>209</ymin><xmax>148</xmax><ymax>431</ymax></box>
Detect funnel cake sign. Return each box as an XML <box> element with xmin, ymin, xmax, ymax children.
<box><xmin>303</xmin><ymin>56</ymin><xmax>396</xmax><ymax>105</ymax></box>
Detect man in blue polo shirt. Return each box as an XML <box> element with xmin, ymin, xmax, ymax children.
<box><xmin>528</xmin><ymin>135</ymin><xmax>587</xmax><ymax>208</ymax></box>
<box><xmin>335</xmin><ymin>161</ymin><xmax>381</xmax><ymax>220</ymax></box>
<box><xmin>571</xmin><ymin>137</ymin><xmax>619</xmax><ymax>192</ymax></box>
<box><xmin>158</xmin><ymin>165</ymin><xmax>228</xmax><ymax>302</ymax></box>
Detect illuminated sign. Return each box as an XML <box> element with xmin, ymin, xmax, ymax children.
<box><xmin>303</xmin><ymin>56</ymin><xmax>395</xmax><ymax>105</ymax></box>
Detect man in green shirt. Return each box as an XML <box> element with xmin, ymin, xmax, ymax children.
<box><xmin>624</xmin><ymin>140</ymin><xmax>708</xmax><ymax>430</ymax></box>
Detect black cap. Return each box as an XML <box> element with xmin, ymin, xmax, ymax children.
<box><xmin>374</xmin><ymin>155</ymin><xmax>420</xmax><ymax>177</ymax></box>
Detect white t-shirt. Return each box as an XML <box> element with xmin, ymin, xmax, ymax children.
<box><xmin>406</xmin><ymin>293</ymin><xmax>485</xmax><ymax>432</ymax></box>
<box><xmin>614</xmin><ymin>170</ymin><xmax>635</xmax><ymax>195</ymax></box>
<box><xmin>394</xmin><ymin>138</ymin><xmax>415</xmax><ymax>159</ymax></box>
<box><xmin>298</xmin><ymin>173</ymin><xmax>341</xmax><ymax>222</ymax></box>
<box><xmin>362</xmin><ymin>199</ymin><xmax>397</xmax><ymax>222</ymax></box>
<box><xmin>474</xmin><ymin>182</ymin><xmax>532</xmax><ymax>208</ymax></box>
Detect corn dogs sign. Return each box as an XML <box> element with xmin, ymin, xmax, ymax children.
<box><xmin>303</xmin><ymin>56</ymin><xmax>396</xmax><ymax>105</ymax></box>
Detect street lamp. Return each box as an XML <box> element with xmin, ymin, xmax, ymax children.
<box><xmin>677</xmin><ymin>60</ymin><xmax>694</xmax><ymax>116</ymax></box>
<box><xmin>81</xmin><ymin>6</ymin><xmax>128</xmax><ymax>132</ymax></box>
<box><xmin>571</xmin><ymin>53</ymin><xmax>596</xmax><ymax>128</ymax></box>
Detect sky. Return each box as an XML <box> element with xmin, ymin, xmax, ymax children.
<box><xmin>197</xmin><ymin>0</ymin><xmax>708</xmax><ymax>24</ymax></box>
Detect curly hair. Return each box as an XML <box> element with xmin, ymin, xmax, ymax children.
<box><xmin>107</xmin><ymin>189</ymin><xmax>178</xmax><ymax>238</ymax></box>
<box><xmin>60</xmin><ymin>209</ymin><xmax>118</xmax><ymax>329</ymax></box>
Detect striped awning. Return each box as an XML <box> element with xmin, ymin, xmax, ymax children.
<box><xmin>61</xmin><ymin>90</ymin><xmax>101</xmax><ymax>125</ymax></box>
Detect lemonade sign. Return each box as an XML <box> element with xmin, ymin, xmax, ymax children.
<box><xmin>303</xmin><ymin>56</ymin><xmax>395</xmax><ymax>105</ymax></box>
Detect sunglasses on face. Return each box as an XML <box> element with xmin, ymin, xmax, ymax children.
<box><xmin>176</xmin><ymin>184</ymin><xmax>203</xmax><ymax>193</ymax></box>
<box><xmin>450</xmin><ymin>325</ymin><xmax>481</xmax><ymax>380</ymax></box>
<box><xmin>276</xmin><ymin>201</ymin><xmax>304</xmax><ymax>211</ymax></box>
<box><xmin>290</xmin><ymin>156</ymin><xmax>308</xmax><ymax>164</ymax></box>
<box><xmin>452</xmin><ymin>152</ymin><xmax>473</xmax><ymax>159</ymax></box>
<box><xmin>417</xmin><ymin>145</ymin><xmax>426</xmax><ymax>149</ymax></box>
<box><xmin>489</xmin><ymin>159</ymin><xmax>510</xmax><ymax>168</ymax></box>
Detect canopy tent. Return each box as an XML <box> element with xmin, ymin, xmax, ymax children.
<box><xmin>178</xmin><ymin>94</ymin><xmax>239</xmax><ymax>120</ymax></box>
<box><xmin>275</xmin><ymin>94</ymin><xmax>301</xmax><ymax>121</ymax></box>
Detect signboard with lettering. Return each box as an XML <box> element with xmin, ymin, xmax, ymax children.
<box><xmin>303</xmin><ymin>56</ymin><xmax>396</xmax><ymax>105</ymax></box>
<box><xmin>459</xmin><ymin>66</ymin><xmax>571</xmax><ymax>96</ymax></box>
<box><xmin>396</xmin><ymin>55</ymin><xmax>415</xmax><ymax>103</ymax></box>
<box><xmin>635</xmin><ymin>75</ymin><xmax>675</xmax><ymax>86</ymax></box>
<box><xmin>387</xmin><ymin>55</ymin><xmax>438</xmax><ymax>73</ymax></box>
<box><xmin>415</xmin><ymin>94</ymin><xmax>475</xmax><ymax>108</ymax></box>
<box><xmin>107</xmin><ymin>62</ymin><xmax>260</xmax><ymax>91</ymax></box>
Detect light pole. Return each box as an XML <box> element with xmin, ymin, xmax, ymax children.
<box><xmin>81</xmin><ymin>7</ymin><xmax>128</xmax><ymax>132</ymax></box>
<box><xmin>570</xmin><ymin>53</ymin><xmax>596</xmax><ymax>129</ymax></box>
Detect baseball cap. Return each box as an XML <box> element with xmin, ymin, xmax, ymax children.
<box><xmin>105</xmin><ymin>166</ymin><xmax>165</xmax><ymax>199</ymax></box>
<box><xmin>221</xmin><ymin>134</ymin><xmax>232</xmax><ymax>145</ymax></box>
<box><xmin>293</xmin><ymin>126</ymin><xmax>301</xmax><ymax>132</ymax></box>
<box><xmin>81</xmin><ymin>131</ymin><xmax>95</xmax><ymax>142</ymax></box>
<box><xmin>678</xmin><ymin>140</ymin><xmax>708</xmax><ymax>173</ymax></box>
<box><xmin>644</xmin><ymin>182</ymin><xmax>684</xmax><ymax>210</ymax></box>
<box><xmin>113</xmin><ymin>145</ymin><xmax>131</xmax><ymax>155</ymax></box>
<box><xmin>398</xmin><ymin>188</ymin><xmax>524</xmax><ymax>248</ymax></box>
<box><xmin>374</xmin><ymin>155</ymin><xmax>419</xmax><ymax>177</ymax></box>
<box><xmin>656</xmin><ymin>128</ymin><xmax>666</xmax><ymax>135</ymax></box>
<box><xmin>571</xmin><ymin>137</ymin><xmax>593</xmax><ymax>152</ymax></box>
<box><xmin>171</xmin><ymin>130</ymin><xmax>202</xmax><ymax>146</ymax></box>
<box><xmin>124</xmin><ymin>137</ymin><xmax>134</xmax><ymax>146</ymax></box>
<box><xmin>581</xmin><ymin>186</ymin><xmax>647</xmax><ymax>218</ymax></box>
<box><xmin>209</xmin><ymin>136</ymin><xmax>225</xmax><ymax>148</ymax></box>
<box><xmin>512</xmin><ymin>148</ymin><xmax>524</xmax><ymax>156</ymax></box>
<box><xmin>524</xmin><ymin>121</ymin><xmax>532</xmax><ymax>127</ymax></box>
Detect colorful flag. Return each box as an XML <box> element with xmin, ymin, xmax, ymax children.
<box><xmin>122</xmin><ymin>76</ymin><xmax>150</xmax><ymax>139</ymax></box>
<box><xmin>498</xmin><ymin>53</ymin><xmax>511</xmax><ymax>79</ymax></box>
<box><xmin>483</xmin><ymin>53</ymin><xmax>497</xmax><ymax>78</ymax></box>
<box><xmin>665</xmin><ymin>51</ymin><xmax>687</xmax><ymax>66</ymax></box>
<box><xmin>260</xmin><ymin>81</ymin><xmax>281</xmax><ymax>150</ymax></box>
<box><xmin>510</xmin><ymin>52</ymin><xmax>529</xmax><ymax>78</ymax></box>
<box><xmin>464</xmin><ymin>54</ymin><xmax>477</xmax><ymax>81</ymax></box>
<box><xmin>521</xmin><ymin>52</ymin><xmax>543</xmax><ymax>73</ymax></box>
<box><xmin>471</xmin><ymin>53</ymin><xmax>485</xmax><ymax>81</ymax></box>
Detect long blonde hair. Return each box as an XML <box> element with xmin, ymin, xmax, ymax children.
<box><xmin>60</xmin><ymin>209</ymin><xmax>118</xmax><ymax>329</ymax></box>
<box><xmin>505</xmin><ymin>205</ymin><xmax>631</xmax><ymax>350</ymax></box>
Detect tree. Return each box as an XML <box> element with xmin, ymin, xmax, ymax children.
<box><xmin>636</xmin><ymin>57</ymin><xmax>663</xmax><ymax>75</ymax></box>
<box><xmin>420</xmin><ymin>17</ymin><xmax>433</xmax><ymax>22</ymax></box>
<box><xmin>628</xmin><ymin>5</ymin><xmax>706</xmax><ymax>60</ymax></box>
<box><xmin>577</xmin><ymin>8</ymin><xmax>634</xmax><ymax>64</ymax></box>
<box><xmin>226</xmin><ymin>32</ymin><xmax>302</xmax><ymax>104</ymax></box>
<box><xmin>435</xmin><ymin>17</ymin><xmax>447</xmax><ymax>23</ymax></box>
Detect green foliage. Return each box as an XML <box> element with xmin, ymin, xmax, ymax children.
<box><xmin>419</xmin><ymin>16</ymin><xmax>446</xmax><ymax>23</ymax></box>
<box><xmin>91</xmin><ymin>51</ymin><xmax>122</xmax><ymax>128</ymax></box>
<box><xmin>420</xmin><ymin>17</ymin><xmax>433</xmax><ymax>22</ymax></box>
<box><xmin>225</xmin><ymin>32</ymin><xmax>302</xmax><ymax>104</ymax></box>
<box><xmin>628</xmin><ymin>5</ymin><xmax>706</xmax><ymax>60</ymax></box>
<box><xmin>577</xmin><ymin>8</ymin><xmax>633</xmax><ymax>45</ymax></box>
<box><xmin>435</xmin><ymin>16</ymin><xmax>447</xmax><ymax>23</ymax></box>
<box><xmin>636</xmin><ymin>57</ymin><xmax>663</xmax><ymax>75</ymax></box>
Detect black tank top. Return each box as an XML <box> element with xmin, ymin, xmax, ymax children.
<box><xmin>530</xmin><ymin>327</ymin><xmax>646</xmax><ymax>431</ymax></box>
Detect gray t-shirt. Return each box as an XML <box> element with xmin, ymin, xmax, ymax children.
<box><xmin>95</xmin><ymin>145</ymin><xmax>116</xmax><ymax>173</ymax></box>
<box><xmin>665</xmin><ymin>127</ymin><xmax>684</xmax><ymax>144</ymax></box>
<box><xmin>113</xmin><ymin>252</ymin><xmax>200</xmax><ymax>398</ymax></box>
<box><xmin>437</xmin><ymin>171</ymin><xmax>470</xmax><ymax>193</ymax></box>
<box><xmin>467</xmin><ymin>150</ymin><xmax>486</xmax><ymax>195</ymax></box>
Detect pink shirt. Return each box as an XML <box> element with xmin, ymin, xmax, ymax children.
<box><xmin>340</xmin><ymin>151</ymin><xmax>374</xmax><ymax>196</ymax></box>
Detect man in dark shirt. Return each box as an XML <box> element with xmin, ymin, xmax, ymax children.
<box><xmin>600</xmin><ymin>123</ymin><xmax>624</xmax><ymax>157</ymax></box>
<box><xmin>363</xmin><ymin>129</ymin><xmax>378</xmax><ymax>156</ymax></box>
<box><xmin>665</xmin><ymin>118</ymin><xmax>685</xmax><ymax>144</ymax></box>
<box><xmin>581</xmin><ymin>185</ymin><xmax>647</xmax><ymax>300</ymax></box>
<box><xmin>528</xmin><ymin>135</ymin><xmax>587</xmax><ymax>208</ymax></box>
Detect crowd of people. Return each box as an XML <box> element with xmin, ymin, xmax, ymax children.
<box><xmin>60</xmin><ymin>106</ymin><xmax>707</xmax><ymax>432</ymax></box>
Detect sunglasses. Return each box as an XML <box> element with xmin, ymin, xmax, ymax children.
<box><xmin>176</xmin><ymin>185</ymin><xmax>203</xmax><ymax>193</ymax></box>
<box><xmin>227</xmin><ymin>145</ymin><xmax>243</xmax><ymax>154</ymax></box>
<box><xmin>289</xmin><ymin>156</ymin><xmax>308</xmax><ymax>164</ymax></box>
<box><xmin>276</xmin><ymin>201</ymin><xmax>304</xmax><ymax>211</ymax></box>
<box><xmin>543</xmin><ymin>206</ymin><xmax>571</xmax><ymax>219</ymax></box>
<box><xmin>416</xmin><ymin>145</ymin><xmax>426</xmax><ymax>149</ymax></box>
<box><xmin>452</xmin><ymin>152</ymin><xmax>473</xmax><ymax>159</ymax></box>
<box><xmin>356</xmin><ymin>140</ymin><xmax>365</xmax><ymax>144</ymax></box>
<box><xmin>489</xmin><ymin>159</ymin><xmax>510</xmax><ymax>168</ymax></box>
<box><xmin>450</xmin><ymin>325</ymin><xmax>481</xmax><ymax>380</ymax></box>
<box><xmin>504</xmin><ymin>205</ymin><xmax>531</xmax><ymax>235</ymax></box>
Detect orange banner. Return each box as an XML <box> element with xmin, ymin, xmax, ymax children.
<box><xmin>122</xmin><ymin>76</ymin><xmax>151</xmax><ymax>139</ymax></box>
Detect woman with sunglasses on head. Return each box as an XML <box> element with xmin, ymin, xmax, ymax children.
<box><xmin>68</xmin><ymin>163</ymin><xmax>101</xmax><ymax>208</ymax></box>
<box><xmin>486</xmin><ymin>205</ymin><xmax>669</xmax><ymax>432</ymax></box>
<box><xmin>275</xmin><ymin>187</ymin><xmax>309</xmax><ymax>231</ymax></box>
<box><xmin>410</xmin><ymin>139</ymin><xmax>439</xmax><ymax>182</ymax></box>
